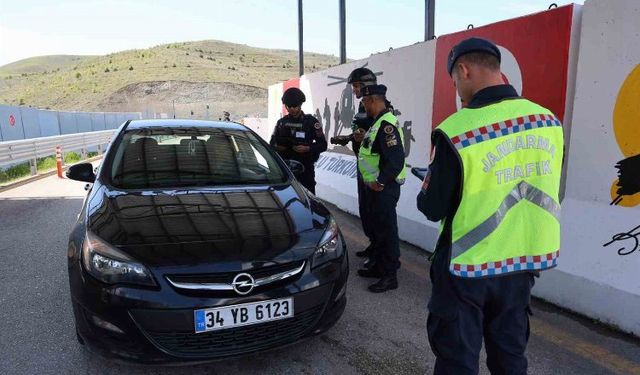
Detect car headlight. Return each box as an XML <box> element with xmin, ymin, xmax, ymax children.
<box><xmin>312</xmin><ymin>216</ymin><xmax>344</xmax><ymax>269</ymax></box>
<box><xmin>81</xmin><ymin>231</ymin><xmax>156</xmax><ymax>287</ymax></box>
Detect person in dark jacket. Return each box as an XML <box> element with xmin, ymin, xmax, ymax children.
<box><xmin>270</xmin><ymin>87</ymin><xmax>327</xmax><ymax>194</ymax></box>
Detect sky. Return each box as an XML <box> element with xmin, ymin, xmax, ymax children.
<box><xmin>0</xmin><ymin>0</ymin><xmax>584</xmax><ymax>67</ymax></box>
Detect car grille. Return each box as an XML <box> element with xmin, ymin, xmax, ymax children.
<box><xmin>143</xmin><ymin>305</ymin><xmax>323</xmax><ymax>358</ymax></box>
<box><xmin>167</xmin><ymin>260</ymin><xmax>305</xmax><ymax>284</ymax></box>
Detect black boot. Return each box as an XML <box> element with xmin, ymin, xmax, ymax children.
<box><xmin>363</xmin><ymin>258</ymin><xmax>375</xmax><ymax>269</ymax></box>
<box><xmin>357</xmin><ymin>267</ymin><xmax>383</xmax><ymax>278</ymax></box>
<box><xmin>368</xmin><ymin>276</ymin><xmax>398</xmax><ymax>293</ymax></box>
<box><xmin>355</xmin><ymin>244</ymin><xmax>373</xmax><ymax>258</ymax></box>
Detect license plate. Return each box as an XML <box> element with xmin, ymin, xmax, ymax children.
<box><xmin>194</xmin><ymin>298</ymin><xmax>294</xmax><ymax>333</ymax></box>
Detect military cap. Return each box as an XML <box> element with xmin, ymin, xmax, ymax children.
<box><xmin>361</xmin><ymin>84</ymin><xmax>387</xmax><ymax>97</ymax></box>
<box><xmin>447</xmin><ymin>37</ymin><xmax>501</xmax><ymax>75</ymax></box>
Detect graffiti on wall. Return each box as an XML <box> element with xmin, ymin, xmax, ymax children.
<box><xmin>610</xmin><ymin>64</ymin><xmax>640</xmax><ymax>207</ymax></box>
<box><xmin>603</xmin><ymin>224</ymin><xmax>640</xmax><ymax>256</ymax></box>
<box><xmin>312</xmin><ymin>63</ymin><xmax>416</xmax><ymax>162</ymax></box>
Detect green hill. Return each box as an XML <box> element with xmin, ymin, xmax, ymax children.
<box><xmin>0</xmin><ymin>40</ymin><xmax>340</xmax><ymax>118</ymax></box>
<box><xmin>0</xmin><ymin>55</ymin><xmax>95</xmax><ymax>76</ymax></box>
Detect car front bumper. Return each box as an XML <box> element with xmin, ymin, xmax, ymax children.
<box><xmin>69</xmin><ymin>254</ymin><xmax>348</xmax><ymax>364</ymax></box>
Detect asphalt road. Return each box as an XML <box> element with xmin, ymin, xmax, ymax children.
<box><xmin>0</xmin><ymin>173</ymin><xmax>639</xmax><ymax>375</ymax></box>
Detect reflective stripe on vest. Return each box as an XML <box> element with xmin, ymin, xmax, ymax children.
<box><xmin>358</xmin><ymin>111</ymin><xmax>407</xmax><ymax>184</ymax></box>
<box><xmin>436</xmin><ymin>98</ymin><xmax>564</xmax><ymax>278</ymax></box>
<box><xmin>451</xmin><ymin>181</ymin><xmax>561</xmax><ymax>259</ymax></box>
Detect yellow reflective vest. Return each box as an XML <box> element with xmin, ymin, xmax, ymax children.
<box><xmin>435</xmin><ymin>98</ymin><xmax>564</xmax><ymax>278</ymax></box>
<box><xmin>358</xmin><ymin>111</ymin><xmax>407</xmax><ymax>184</ymax></box>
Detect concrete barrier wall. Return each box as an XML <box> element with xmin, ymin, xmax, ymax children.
<box><xmin>268</xmin><ymin>5</ymin><xmax>576</xmax><ymax>252</ymax></box>
<box><xmin>0</xmin><ymin>105</ymin><xmax>141</xmax><ymax>142</ymax></box>
<box><xmin>533</xmin><ymin>0</ymin><xmax>640</xmax><ymax>335</ymax></box>
<box><xmin>268</xmin><ymin>0</ymin><xmax>640</xmax><ymax>336</ymax></box>
<box><xmin>242</xmin><ymin>117</ymin><xmax>271</xmax><ymax>141</ymax></box>
<box><xmin>300</xmin><ymin>42</ymin><xmax>437</xmax><ymax>248</ymax></box>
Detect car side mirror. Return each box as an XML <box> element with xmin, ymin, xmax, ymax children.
<box><xmin>286</xmin><ymin>159</ymin><xmax>305</xmax><ymax>177</ymax></box>
<box><xmin>66</xmin><ymin>162</ymin><xmax>96</xmax><ymax>183</ymax></box>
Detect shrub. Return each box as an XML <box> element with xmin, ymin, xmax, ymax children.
<box><xmin>104</xmin><ymin>67</ymin><xmax>110</xmax><ymax>72</ymax></box>
<box><xmin>76</xmin><ymin>72</ymin><xmax>82</xmax><ymax>79</ymax></box>
<box><xmin>129</xmin><ymin>65</ymin><xmax>134</xmax><ymax>71</ymax></box>
<box><xmin>36</xmin><ymin>156</ymin><xmax>56</xmax><ymax>171</ymax></box>
<box><xmin>0</xmin><ymin>162</ymin><xmax>31</xmax><ymax>183</ymax></box>
<box><xmin>172</xmin><ymin>63</ymin><xmax>177</xmax><ymax>68</ymax></box>
<box><xmin>64</xmin><ymin>152</ymin><xmax>81</xmax><ymax>164</ymax></box>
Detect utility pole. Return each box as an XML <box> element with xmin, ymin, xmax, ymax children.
<box><xmin>425</xmin><ymin>0</ymin><xmax>435</xmax><ymax>41</ymax></box>
<box><xmin>298</xmin><ymin>0</ymin><xmax>304</xmax><ymax>76</ymax></box>
<box><xmin>339</xmin><ymin>0</ymin><xmax>346</xmax><ymax>64</ymax></box>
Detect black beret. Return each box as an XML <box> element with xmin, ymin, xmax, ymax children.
<box><xmin>281</xmin><ymin>87</ymin><xmax>306</xmax><ymax>106</ymax></box>
<box><xmin>361</xmin><ymin>84</ymin><xmax>387</xmax><ymax>97</ymax></box>
<box><xmin>447</xmin><ymin>37</ymin><xmax>501</xmax><ymax>76</ymax></box>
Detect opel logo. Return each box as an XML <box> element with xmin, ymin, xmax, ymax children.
<box><xmin>232</xmin><ymin>273</ymin><xmax>255</xmax><ymax>295</ymax></box>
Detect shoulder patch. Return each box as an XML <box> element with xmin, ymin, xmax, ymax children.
<box><xmin>383</xmin><ymin>124</ymin><xmax>394</xmax><ymax>134</ymax></box>
<box><xmin>314</xmin><ymin>122</ymin><xmax>321</xmax><ymax>130</ymax></box>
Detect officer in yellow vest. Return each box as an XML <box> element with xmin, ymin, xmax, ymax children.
<box><xmin>417</xmin><ymin>38</ymin><xmax>563</xmax><ymax>374</ymax></box>
<box><xmin>357</xmin><ymin>84</ymin><xmax>407</xmax><ymax>293</ymax></box>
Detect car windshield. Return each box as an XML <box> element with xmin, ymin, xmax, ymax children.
<box><xmin>108</xmin><ymin>126</ymin><xmax>288</xmax><ymax>189</ymax></box>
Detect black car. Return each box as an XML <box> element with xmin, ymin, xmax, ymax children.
<box><xmin>66</xmin><ymin>119</ymin><xmax>348</xmax><ymax>363</ymax></box>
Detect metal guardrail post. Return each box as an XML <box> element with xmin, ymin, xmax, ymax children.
<box><xmin>81</xmin><ymin>134</ymin><xmax>87</xmax><ymax>160</ymax></box>
<box><xmin>30</xmin><ymin>141</ymin><xmax>37</xmax><ymax>176</ymax></box>
<box><xmin>29</xmin><ymin>158</ymin><xmax>37</xmax><ymax>176</ymax></box>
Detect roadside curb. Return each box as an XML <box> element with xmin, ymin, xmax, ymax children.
<box><xmin>0</xmin><ymin>156</ymin><xmax>103</xmax><ymax>193</ymax></box>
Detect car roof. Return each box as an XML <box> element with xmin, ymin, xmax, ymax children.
<box><xmin>125</xmin><ymin>119</ymin><xmax>249</xmax><ymax>131</ymax></box>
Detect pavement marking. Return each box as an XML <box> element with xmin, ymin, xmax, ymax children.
<box><xmin>530</xmin><ymin>319</ymin><xmax>640</xmax><ymax>375</ymax></box>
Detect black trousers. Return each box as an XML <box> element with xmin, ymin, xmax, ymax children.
<box><xmin>357</xmin><ymin>173</ymin><xmax>374</xmax><ymax>243</ymax></box>
<box><xmin>427</xmin><ymin>250</ymin><xmax>534</xmax><ymax>375</ymax></box>
<box><xmin>298</xmin><ymin>165</ymin><xmax>316</xmax><ymax>194</ymax></box>
<box><xmin>365</xmin><ymin>181</ymin><xmax>401</xmax><ymax>276</ymax></box>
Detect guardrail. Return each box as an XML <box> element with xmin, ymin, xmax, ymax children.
<box><xmin>0</xmin><ymin>130</ymin><xmax>116</xmax><ymax>176</ymax></box>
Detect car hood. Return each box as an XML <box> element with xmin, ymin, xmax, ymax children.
<box><xmin>86</xmin><ymin>183</ymin><xmax>329</xmax><ymax>269</ymax></box>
